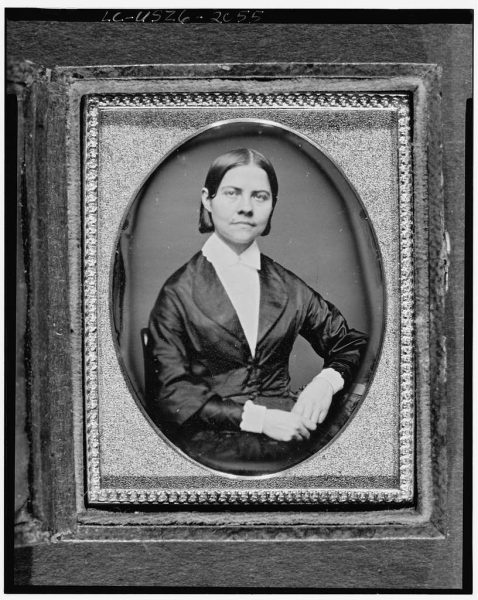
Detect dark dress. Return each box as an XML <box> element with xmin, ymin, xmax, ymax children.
<box><xmin>146</xmin><ymin>251</ymin><xmax>368</xmax><ymax>475</ymax></box>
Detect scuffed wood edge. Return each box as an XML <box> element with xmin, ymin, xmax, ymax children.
<box><xmin>21</xmin><ymin>67</ymin><xmax>78</xmax><ymax>539</ymax></box>
<box><xmin>414</xmin><ymin>67</ymin><xmax>448</xmax><ymax>534</ymax></box>
<box><xmin>51</xmin><ymin>61</ymin><xmax>440</xmax><ymax>82</ymax></box>
<box><xmin>7</xmin><ymin>60</ymin><xmax>47</xmax><ymax>548</ymax></box>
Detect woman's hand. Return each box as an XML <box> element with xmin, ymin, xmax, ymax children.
<box><xmin>292</xmin><ymin>378</ymin><xmax>334</xmax><ymax>424</ymax></box>
<box><xmin>262</xmin><ymin>409</ymin><xmax>316</xmax><ymax>442</ymax></box>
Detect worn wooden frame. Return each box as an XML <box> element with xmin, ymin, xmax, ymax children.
<box><xmin>15</xmin><ymin>63</ymin><xmax>449</xmax><ymax>586</ymax></box>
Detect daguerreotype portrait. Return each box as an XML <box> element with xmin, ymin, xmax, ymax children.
<box><xmin>9</xmin><ymin>9</ymin><xmax>470</xmax><ymax>589</ymax></box>
<box><xmin>84</xmin><ymin>85</ymin><xmax>415</xmax><ymax>504</ymax></box>
<box><xmin>114</xmin><ymin>121</ymin><xmax>376</xmax><ymax>476</ymax></box>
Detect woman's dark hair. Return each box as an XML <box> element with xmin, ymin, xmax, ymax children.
<box><xmin>199</xmin><ymin>148</ymin><xmax>278</xmax><ymax>236</ymax></box>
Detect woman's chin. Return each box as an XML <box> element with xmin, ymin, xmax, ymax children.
<box><xmin>223</xmin><ymin>232</ymin><xmax>257</xmax><ymax>246</ymax></box>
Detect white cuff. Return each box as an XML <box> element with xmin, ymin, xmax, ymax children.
<box><xmin>313</xmin><ymin>368</ymin><xmax>345</xmax><ymax>394</ymax></box>
<box><xmin>239</xmin><ymin>400</ymin><xmax>267</xmax><ymax>433</ymax></box>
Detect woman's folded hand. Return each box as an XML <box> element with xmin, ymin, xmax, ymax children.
<box><xmin>262</xmin><ymin>409</ymin><xmax>316</xmax><ymax>442</ymax></box>
<box><xmin>292</xmin><ymin>377</ymin><xmax>334</xmax><ymax>424</ymax></box>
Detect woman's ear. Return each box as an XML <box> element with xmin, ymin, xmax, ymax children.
<box><xmin>201</xmin><ymin>188</ymin><xmax>212</xmax><ymax>212</ymax></box>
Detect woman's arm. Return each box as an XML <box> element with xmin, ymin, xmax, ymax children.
<box><xmin>194</xmin><ymin>400</ymin><xmax>316</xmax><ymax>441</ymax></box>
<box><xmin>148</xmin><ymin>287</ymin><xmax>244</xmax><ymax>430</ymax></box>
<box><xmin>300</xmin><ymin>290</ymin><xmax>368</xmax><ymax>385</ymax></box>
<box><xmin>292</xmin><ymin>289</ymin><xmax>368</xmax><ymax>424</ymax></box>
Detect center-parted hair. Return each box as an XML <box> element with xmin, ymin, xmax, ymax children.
<box><xmin>199</xmin><ymin>148</ymin><xmax>279</xmax><ymax>236</ymax></box>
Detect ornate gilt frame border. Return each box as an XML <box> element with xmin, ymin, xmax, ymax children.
<box><xmin>83</xmin><ymin>91</ymin><xmax>414</xmax><ymax>505</ymax></box>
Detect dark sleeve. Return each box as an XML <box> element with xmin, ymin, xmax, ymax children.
<box><xmin>299</xmin><ymin>289</ymin><xmax>368</xmax><ymax>385</ymax></box>
<box><xmin>188</xmin><ymin>397</ymin><xmax>244</xmax><ymax>429</ymax></box>
<box><xmin>148</xmin><ymin>288</ymin><xmax>243</xmax><ymax>430</ymax></box>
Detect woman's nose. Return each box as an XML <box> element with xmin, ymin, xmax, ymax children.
<box><xmin>238</xmin><ymin>194</ymin><xmax>253</xmax><ymax>213</ymax></box>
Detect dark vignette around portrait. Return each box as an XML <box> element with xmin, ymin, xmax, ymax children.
<box><xmin>111</xmin><ymin>119</ymin><xmax>385</xmax><ymax>476</ymax></box>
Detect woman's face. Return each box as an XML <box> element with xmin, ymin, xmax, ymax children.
<box><xmin>201</xmin><ymin>164</ymin><xmax>274</xmax><ymax>254</ymax></box>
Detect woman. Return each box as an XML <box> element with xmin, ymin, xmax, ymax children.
<box><xmin>146</xmin><ymin>148</ymin><xmax>367</xmax><ymax>474</ymax></box>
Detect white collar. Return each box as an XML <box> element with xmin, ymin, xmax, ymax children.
<box><xmin>202</xmin><ymin>233</ymin><xmax>261</xmax><ymax>270</ymax></box>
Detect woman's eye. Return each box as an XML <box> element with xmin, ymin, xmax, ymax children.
<box><xmin>224</xmin><ymin>189</ymin><xmax>238</xmax><ymax>197</ymax></box>
<box><xmin>254</xmin><ymin>193</ymin><xmax>270</xmax><ymax>202</ymax></box>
